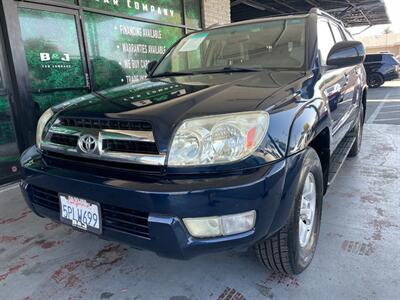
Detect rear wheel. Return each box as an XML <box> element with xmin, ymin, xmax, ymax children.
<box><xmin>367</xmin><ymin>73</ymin><xmax>384</xmax><ymax>88</ymax></box>
<box><xmin>255</xmin><ymin>147</ymin><xmax>323</xmax><ymax>275</ymax></box>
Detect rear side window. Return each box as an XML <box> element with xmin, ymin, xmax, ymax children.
<box><xmin>318</xmin><ymin>20</ymin><xmax>335</xmax><ymax>65</ymax></box>
<box><xmin>365</xmin><ymin>55</ymin><xmax>382</xmax><ymax>63</ymax></box>
<box><xmin>383</xmin><ymin>54</ymin><xmax>399</xmax><ymax>64</ymax></box>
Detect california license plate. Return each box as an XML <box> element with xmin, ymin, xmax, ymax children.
<box><xmin>59</xmin><ymin>194</ymin><xmax>102</xmax><ymax>234</ymax></box>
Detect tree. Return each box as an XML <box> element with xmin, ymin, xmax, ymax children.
<box><xmin>383</xmin><ymin>27</ymin><xmax>393</xmax><ymax>51</ymax></box>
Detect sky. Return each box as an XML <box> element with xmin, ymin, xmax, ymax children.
<box><xmin>348</xmin><ymin>0</ymin><xmax>400</xmax><ymax>37</ymax></box>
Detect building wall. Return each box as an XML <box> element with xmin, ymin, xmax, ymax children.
<box><xmin>364</xmin><ymin>46</ymin><xmax>400</xmax><ymax>57</ymax></box>
<box><xmin>202</xmin><ymin>0</ymin><xmax>231</xmax><ymax>27</ymax></box>
<box><xmin>357</xmin><ymin>33</ymin><xmax>400</xmax><ymax>58</ymax></box>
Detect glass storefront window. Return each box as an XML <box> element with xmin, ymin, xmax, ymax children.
<box><xmin>18</xmin><ymin>8</ymin><xmax>87</xmax><ymax>91</ymax></box>
<box><xmin>18</xmin><ymin>8</ymin><xmax>89</xmax><ymax>112</ymax></box>
<box><xmin>0</xmin><ymin>95</ymin><xmax>20</xmax><ymax>183</ymax></box>
<box><xmin>81</xmin><ymin>0</ymin><xmax>184</xmax><ymax>25</ymax></box>
<box><xmin>184</xmin><ymin>0</ymin><xmax>202</xmax><ymax>28</ymax></box>
<box><xmin>84</xmin><ymin>12</ymin><xmax>184</xmax><ymax>90</ymax></box>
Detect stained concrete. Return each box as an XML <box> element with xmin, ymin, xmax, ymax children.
<box><xmin>1</xmin><ymin>127</ymin><xmax>399</xmax><ymax>298</ymax></box>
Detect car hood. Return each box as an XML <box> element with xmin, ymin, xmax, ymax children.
<box><xmin>55</xmin><ymin>70</ymin><xmax>307</xmax><ymax>151</ymax></box>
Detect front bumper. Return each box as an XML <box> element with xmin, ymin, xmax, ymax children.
<box><xmin>20</xmin><ymin>146</ymin><xmax>303</xmax><ymax>259</ymax></box>
<box><xmin>384</xmin><ymin>69</ymin><xmax>400</xmax><ymax>81</ymax></box>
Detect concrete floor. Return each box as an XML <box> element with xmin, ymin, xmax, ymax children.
<box><xmin>1</xmin><ymin>85</ymin><xmax>400</xmax><ymax>299</ymax></box>
<box><xmin>365</xmin><ymin>81</ymin><xmax>400</xmax><ymax>125</ymax></box>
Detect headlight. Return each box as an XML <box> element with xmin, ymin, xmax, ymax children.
<box><xmin>183</xmin><ymin>210</ymin><xmax>256</xmax><ymax>238</ymax></box>
<box><xmin>36</xmin><ymin>108</ymin><xmax>55</xmax><ymax>149</ymax></box>
<box><xmin>168</xmin><ymin>111</ymin><xmax>269</xmax><ymax>166</ymax></box>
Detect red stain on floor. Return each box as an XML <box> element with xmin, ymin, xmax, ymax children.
<box><xmin>41</xmin><ymin>241</ymin><xmax>56</xmax><ymax>249</ymax></box>
<box><xmin>0</xmin><ymin>235</ymin><xmax>23</xmax><ymax>243</ymax></box>
<box><xmin>40</xmin><ymin>240</ymin><xmax>64</xmax><ymax>249</ymax></box>
<box><xmin>65</xmin><ymin>273</ymin><xmax>81</xmax><ymax>288</ymax></box>
<box><xmin>50</xmin><ymin>244</ymin><xmax>128</xmax><ymax>288</ymax></box>
<box><xmin>51</xmin><ymin>259</ymin><xmax>88</xmax><ymax>287</ymax></box>
<box><xmin>0</xmin><ymin>208</ymin><xmax>32</xmax><ymax>225</ymax></box>
<box><xmin>0</xmin><ymin>262</ymin><xmax>25</xmax><ymax>282</ymax></box>
<box><xmin>45</xmin><ymin>222</ymin><xmax>62</xmax><ymax>230</ymax></box>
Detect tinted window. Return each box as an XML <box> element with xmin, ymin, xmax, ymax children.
<box><xmin>318</xmin><ymin>20</ymin><xmax>335</xmax><ymax>65</ymax></box>
<box><xmin>330</xmin><ymin>23</ymin><xmax>344</xmax><ymax>43</ymax></box>
<box><xmin>153</xmin><ymin>18</ymin><xmax>307</xmax><ymax>75</ymax></box>
<box><xmin>365</xmin><ymin>55</ymin><xmax>382</xmax><ymax>63</ymax></box>
<box><xmin>383</xmin><ymin>54</ymin><xmax>399</xmax><ymax>64</ymax></box>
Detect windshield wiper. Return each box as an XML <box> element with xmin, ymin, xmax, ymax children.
<box><xmin>196</xmin><ymin>66</ymin><xmax>262</xmax><ymax>74</ymax></box>
<box><xmin>151</xmin><ymin>67</ymin><xmax>261</xmax><ymax>77</ymax></box>
<box><xmin>151</xmin><ymin>71</ymin><xmax>195</xmax><ymax>78</ymax></box>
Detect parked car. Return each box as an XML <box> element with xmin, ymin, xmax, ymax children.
<box><xmin>20</xmin><ymin>8</ymin><xmax>367</xmax><ymax>275</ymax></box>
<box><xmin>364</xmin><ymin>53</ymin><xmax>400</xmax><ymax>88</ymax></box>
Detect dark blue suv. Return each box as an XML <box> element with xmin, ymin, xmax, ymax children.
<box><xmin>20</xmin><ymin>9</ymin><xmax>367</xmax><ymax>275</ymax></box>
<box><xmin>364</xmin><ymin>53</ymin><xmax>400</xmax><ymax>88</ymax></box>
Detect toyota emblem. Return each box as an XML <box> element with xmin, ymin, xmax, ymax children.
<box><xmin>78</xmin><ymin>134</ymin><xmax>97</xmax><ymax>154</ymax></box>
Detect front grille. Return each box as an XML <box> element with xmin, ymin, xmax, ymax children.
<box><xmin>50</xmin><ymin>133</ymin><xmax>78</xmax><ymax>147</ymax></box>
<box><xmin>59</xmin><ymin>117</ymin><xmax>152</xmax><ymax>131</ymax></box>
<box><xmin>48</xmin><ymin>135</ymin><xmax>159</xmax><ymax>155</ymax></box>
<box><xmin>43</xmin><ymin>150</ymin><xmax>164</xmax><ymax>175</ymax></box>
<box><xmin>28</xmin><ymin>185</ymin><xmax>150</xmax><ymax>239</ymax></box>
<box><xmin>102</xmin><ymin>139</ymin><xmax>158</xmax><ymax>155</ymax></box>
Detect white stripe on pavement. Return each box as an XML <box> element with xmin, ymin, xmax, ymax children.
<box><xmin>0</xmin><ymin>183</ymin><xmax>19</xmax><ymax>194</ymax></box>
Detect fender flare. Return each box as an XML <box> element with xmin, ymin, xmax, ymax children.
<box><xmin>286</xmin><ymin>98</ymin><xmax>330</xmax><ymax>156</ymax></box>
<box><xmin>267</xmin><ymin>99</ymin><xmax>331</xmax><ymax>235</ymax></box>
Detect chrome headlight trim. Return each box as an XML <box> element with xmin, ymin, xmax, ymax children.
<box><xmin>36</xmin><ymin>108</ymin><xmax>55</xmax><ymax>150</ymax></box>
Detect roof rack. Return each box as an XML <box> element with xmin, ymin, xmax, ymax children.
<box><xmin>309</xmin><ymin>7</ymin><xmax>345</xmax><ymax>27</ymax></box>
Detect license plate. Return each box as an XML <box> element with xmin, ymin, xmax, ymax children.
<box><xmin>59</xmin><ymin>194</ymin><xmax>102</xmax><ymax>234</ymax></box>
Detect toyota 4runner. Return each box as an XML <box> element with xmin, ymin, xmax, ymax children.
<box><xmin>20</xmin><ymin>8</ymin><xmax>367</xmax><ymax>275</ymax></box>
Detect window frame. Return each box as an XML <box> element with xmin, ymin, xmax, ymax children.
<box><xmin>317</xmin><ymin>17</ymin><xmax>336</xmax><ymax>67</ymax></box>
<box><xmin>329</xmin><ymin>21</ymin><xmax>345</xmax><ymax>43</ymax></box>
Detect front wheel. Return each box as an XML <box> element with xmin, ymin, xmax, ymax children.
<box><xmin>255</xmin><ymin>147</ymin><xmax>324</xmax><ymax>275</ymax></box>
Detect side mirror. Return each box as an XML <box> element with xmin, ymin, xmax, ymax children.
<box><xmin>327</xmin><ymin>41</ymin><xmax>365</xmax><ymax>68</ymax></box>
<box><xmin>146</xmin><ymin>60</ymin><xmax>158</xmax><ymax>75</ymax></box>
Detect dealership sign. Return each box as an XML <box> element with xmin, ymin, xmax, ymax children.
<box><xmin>83</xmin><ymin>0</ymin><xmax>183</xmax><ymax>24</ymax></box>
<box><xmin>93</xmin><ymin>0</ymin><xmax>175</xmax><ymax>17</ymax></box>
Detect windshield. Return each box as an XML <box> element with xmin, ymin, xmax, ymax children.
<box><xmin>152</xmin><ymin>18</ymin><xmax>306</xmax><ymax>76</ymax></box>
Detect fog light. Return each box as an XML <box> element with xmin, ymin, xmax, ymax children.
<box><xmin>183</xmin><ymin>210</ymin><xmax>256</xmax><ymax>238</ymax></box>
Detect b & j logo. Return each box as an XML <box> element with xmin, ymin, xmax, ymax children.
<box><xmin>39</xmin><ymin>52</ymin><xmax>72</xmax><ymax>69</ymax></box>
<box><xmin>40</xmin><ymin>52</ymin><xmax>70</xmax><ymax>62</ymax></box>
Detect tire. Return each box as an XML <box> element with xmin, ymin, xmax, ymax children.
<box><xmin>348</xmin><ymin>104</ymin><xmax>364</xmax><ymax>157</ymax></box>
<box><xmin>367</xmin><ymin>73</ymin><xmax>384</xmax><ymax>88</ymax></box>
<box><xmin>255</xmin><ymin>147</ymin><xmax>324</xmax><ymax>275</ymax></box>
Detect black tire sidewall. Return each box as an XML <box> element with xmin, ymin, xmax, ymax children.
<box><xmin>287</xmin><ymin>147</ymin><xmax>324</xmax><ymax>273</ymax></box>
<box><xmin>368</xmin><ymin>73</ymin><xmax>384</xmax><ymax>88</ymax></box>
<box><xmin>349</xmin><ymin>104</ymin><xmax>364</xmax><ymax>157</ymax></box>
<box><xmin>356</xmin><ymin>104</ymin><xmax>364</xmax><ymax>149</ymax></box>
